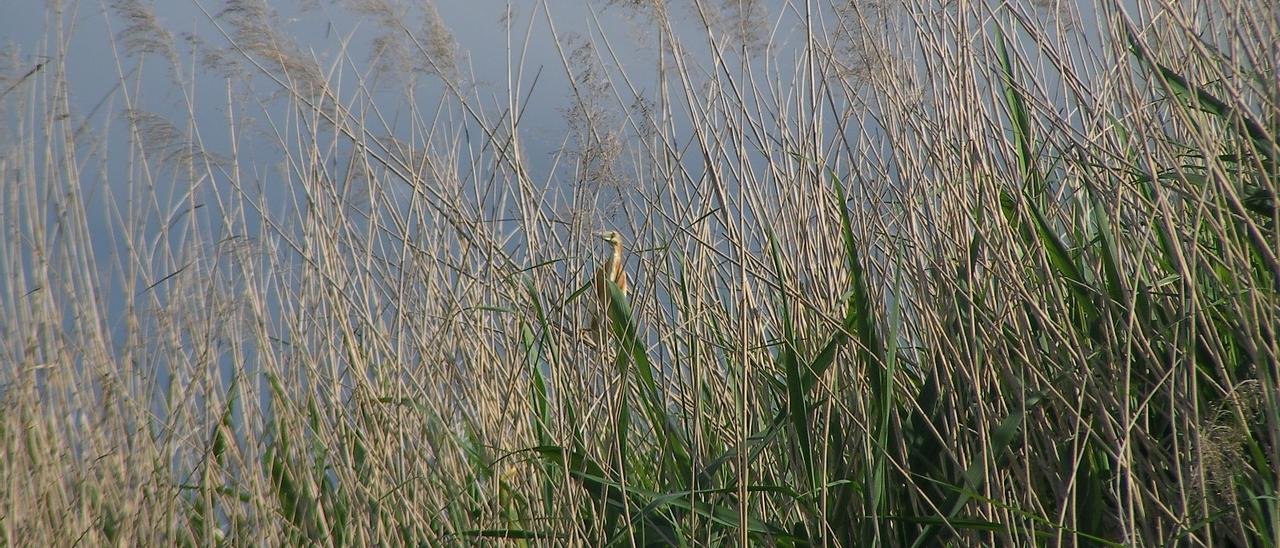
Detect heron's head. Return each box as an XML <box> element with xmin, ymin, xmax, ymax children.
<box><xmin>596</xmin><ymin>230</ymin><xmax>623</xmax><ymax>247</ymax></box>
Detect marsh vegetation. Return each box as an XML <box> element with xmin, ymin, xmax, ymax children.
<box><xmin>1</xmin><ymin>0</ymin><xmax>1277</xmax><ymax>544</ymax></box>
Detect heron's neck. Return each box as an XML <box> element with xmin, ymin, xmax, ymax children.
<box><xmin>609</xmin><ymin>243</ymin><xmax>623</xmax><ymax>272</ymax></box>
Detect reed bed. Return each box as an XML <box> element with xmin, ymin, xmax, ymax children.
<box><xmin>1</xmin><ymin>0</ymin><xmax>1276</xmax><ymax>545</ymax></box>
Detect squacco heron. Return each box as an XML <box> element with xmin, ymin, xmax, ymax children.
<box><xmin>589</xmin><ymin>230</ymin><xmax>628</xmax><ymax>341</ymax></box>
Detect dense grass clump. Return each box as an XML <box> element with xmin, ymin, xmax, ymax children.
<box><xmin>1</xmin><ymin>0</ymin><xmax>1276</xmax><ymax>545</ymax></box>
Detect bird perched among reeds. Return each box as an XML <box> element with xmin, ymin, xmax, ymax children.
<box><xmin>588</xmin><ymin>230</ymin><xmax>628</xmax><ymax>342</ymax></box>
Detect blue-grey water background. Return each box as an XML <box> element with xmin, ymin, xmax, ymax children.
<box><xmin>2</xmin><ymin>1</ymin><xmax>841</xmax><ymax>424</ymax></box>
<box><xmin>0</xmin><ymin>0</ymin><xmax>1108</xmax><ymax>405</ymax></box>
